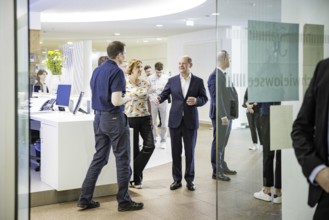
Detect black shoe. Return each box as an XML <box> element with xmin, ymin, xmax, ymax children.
<box><xmin>118</xmin><ymin>201</ymin><xmax>144</xmax><ymax>212</ymax></box>
<box><xmin>186</xmin><ymin>182</ymin><xmax>196</xmax><ymax>191</ymax></box>
<box><xmin>217</xmin><ymin>173</ymin><xmax>231</xmax><ymax>181</ymax></box>
<box><xmin>170</xmin><ymin>181</ymin><xmax>182</xmax><ymax>190</ymax></box>
<box><xmin>34</xmin><ymin>166</ymin><xmax>40</xmax><ymax>172</ymax></box>
<box><xmin>77</xmin><ymin>200</ymin><xmax>100</xmax><ymax>210</ymax></box>
<box><xmin>223</xmin><ymin>168</ymin><xmax>237</xmax><ymax>175</ymax></box>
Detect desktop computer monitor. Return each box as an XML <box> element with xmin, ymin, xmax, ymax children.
<box><xmin>73</xmin><ymin>91</ymin><xmax>84</xmax><ymax>114</ymax></box>
<box><xmin>56</xmin><ymin>84</ymin><xmax>71</xmax><ymax>111</ymax></box>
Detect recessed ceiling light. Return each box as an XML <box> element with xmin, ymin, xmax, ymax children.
<box><xmin>143</xmin><ymin>40</ymin><xmax>149</xmax><ymax>43</ymax></box>
<box><xmin>67</xmin><ymin>41</ymin><xmax>73</xmax><ymax>45</ymax></box>
<box><xmin>186</xmin><ymin>20</ymin><xmax>194</xmax><ymax>26</ymax></box>
<box><xmin>156</xmin><ymin>24</ymin><xmax>163</xmax><ymax>27</ymax></box>
<box><xmin>40</xmin><ymin>0</ymin><xmax>207</xmax><ymax>22</ymax></box>
<box><xmin>156</xmin><ymin>38</ymin><xmax>162</xmax><ymax>41</ymax></box>
<box><xmin>40</xmin><ymin>41</ymin><xmax>43</xmax><ymax>44</ymax></box>
<box><xmin>114</xmin><ymin>33</ymin><xmax>120</xmax><ymax>36</ymax></box>
<box><xmin>211</xmin><ymin>12</ymin><xmax>220</xmax><ymax>16</ymax></box>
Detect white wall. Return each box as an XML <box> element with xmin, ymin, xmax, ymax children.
<box><xmin>281</xmin><ymin>0</ymin><xmax>329</xmax><ymax>219</ymax></box>
<box><xmin>127</xmin><ymin>43</ymin><xmax>167</xmax><ymax>73</ymax></box>
<box><xmin>0</xmin><ymin>0</ymin><xmax>16</xmax><ymax>219</ymax></box>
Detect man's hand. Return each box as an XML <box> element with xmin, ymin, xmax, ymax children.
<box><xmin>221</xmin><ymin>116</ymin><xmax>229</xmax><ymax>126</ymax></box>
<box><xmin>315</xmin><ymin>167</ymin><xmax>329</xmax><ymax>193</ymax></box>
<box><xmin>154</xmin><ymin>96</ymin><xmax>161</xmax><ymax>105</ymax></box>
<box><xmin>246</xmin><ymin>103</ymin><xmax>254</xmax><ymax>114</ymax></box>
<box><xmin>186</xmin><ymin>97</ymin><xmax>197</xmax><ymax>106</ymax></box>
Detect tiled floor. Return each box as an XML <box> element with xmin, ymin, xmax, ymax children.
<box><xmin>30</xmin><ymin>126</ymin><xmax>281</xmax><ymax>220</ymax></box>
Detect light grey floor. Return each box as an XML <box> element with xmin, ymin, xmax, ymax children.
<box><xmin>30</xmin><ymin>126</ymin><xmax>281</xmax><ymax>220</ymax></box>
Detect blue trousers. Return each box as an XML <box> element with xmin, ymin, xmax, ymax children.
<box><xmin>78</xmin><ymin>112</ymin><xmax>132</xmax><ymax>208</ymax></box>
<box><xmin>169</xmin><ymin>121</ymin><xmax>197</xmax><ymax>183</ymax></box>
<box><xmin>211</xmin><ymin>118</ymin><xmax>232</xmax><ymax>173</ymax></box>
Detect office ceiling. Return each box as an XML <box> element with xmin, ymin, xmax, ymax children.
<box><xmin>29</xmin><ymin>0</ymin><xmax>280</xmax><ymax>51</ymax></box>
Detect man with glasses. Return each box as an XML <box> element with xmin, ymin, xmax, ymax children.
<box><xmin>156</xmin><ymin>56</ymin><xmax>208</xmax><ymax>191</ymax></box>
<box><xmin>208</xmin><ymin>50</ymin><xmax>239</xmax><ymax>181</ymax></box>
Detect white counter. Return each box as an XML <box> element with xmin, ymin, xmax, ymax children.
<box><xmin>31</xmin><ymin>111</ymin><xmax>133</xmax><ymax>191</ymax></box>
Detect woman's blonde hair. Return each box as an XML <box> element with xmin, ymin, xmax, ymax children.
<box><xmin>126</xmin><ymin>59</ymin><xmax>142</xmax><ymax>75</ymax></box>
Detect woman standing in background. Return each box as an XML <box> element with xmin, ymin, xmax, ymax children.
<box><xmin>33</xmin><ymin>69</ymin><xmax>49</xmax><ymax>93</ymax></box>
<box><xmin>242</xmin><ymin>88</ymin><xmax>262</xmax><ymax>150</ymax></box>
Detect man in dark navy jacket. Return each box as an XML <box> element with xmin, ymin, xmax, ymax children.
<box><xmin>77</xmin><ymin>41</ymin><xmax>143</xmax><ymax>212</ymax></box>
<box><xmin>157</xmin><ymin>55</ymin><xmax>208</xmax><ymax>191</ymax></box>
<box><xmin>208</xmin><ymin>50</ymin><xmax>238</xmax><ymax>181</ymax></box>
<box><xmin>292</xmin><ymin>58</ymin><xmax>329</xmax><ymax>220</ymax></box>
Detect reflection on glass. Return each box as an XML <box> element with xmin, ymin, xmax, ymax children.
<box><xmin>17</xmin><ymin>0</ymin><xmax>29</xmax><ymax>218</ymax></box>
<box><xmin>248</xmin><ymin>20</ymin><xmax>299</xmax><ymax>102</ymax></box>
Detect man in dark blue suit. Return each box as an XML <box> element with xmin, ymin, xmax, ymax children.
<box><xmin>157</xmin><ymin>55</ymin><xmax>208</xmax><ymax>191</ymax></box>
<box><xmin>208</xmin><ymin>50</ymin><xmax>238</xmax><ymax>181</ymax></box>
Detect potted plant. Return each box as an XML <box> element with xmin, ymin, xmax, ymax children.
<box><xmin>45</xmin><ymin>50</ymin><xmax>64</xmax><ymax>76</ymax></box>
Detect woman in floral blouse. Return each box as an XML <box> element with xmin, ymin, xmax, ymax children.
<box><xmin>125</xmin><ymin>59</ymin><xmax>155</xmax><ymax>189</ymax></box>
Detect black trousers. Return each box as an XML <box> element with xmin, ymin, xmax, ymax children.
<box><xmin>246</xmin><ymin>111</ymin><xmax>262</xmax><ymax>145</ymax></box>
<box><xmin>260</xmin><ymin>115</ymin><xmax>281</xmax><ymax>188</ymax></box>
<box><xmin>314</xmin><ymin>192</ymin><xmax>329</xmax><ymax>220</ymax></box>
<box><xmin>128</xmin><ymin>116</ymin><xmax>155</xmax><ymax>184</ymax></box>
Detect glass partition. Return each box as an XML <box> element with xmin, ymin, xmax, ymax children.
<box><xmin>215</xmin><ymin>0</ymin><xmax>329</xmax><ymax>219</ymax></box>
<box><xmin>16</xmin><ymin>0</ymin><xmax>30</xmax><ymax>219</ymax></box>
<box><xmin>25</xmin><ymin>0</ymin><xmax>329</xmax><ymax>219</ymax></box>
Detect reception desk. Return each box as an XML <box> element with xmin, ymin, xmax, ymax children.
<box><xmin>30</xmin><ymin>111</ymin><xmax>133</xmax><ymax>191</ymax></box>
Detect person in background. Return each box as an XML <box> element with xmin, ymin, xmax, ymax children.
<box><xmin>157</xmin><ymin>55</ymin><xmax>208</xmax><ymax>191</ymax></box>
<box><xmin>242</xmin><ymin>88</ymin><xmax>262</xmax><ymax>150</ymax></box>
<box><xmin>144</xmin><ymin>65</ymin><xmax>152</xmax><ymax>77</ymax></box>
<box><xmin>31</xmin><ymin>69</ymin><xmax>50</xmax><ymax>171</ymax></box>
<box><xmin>120</xmin><ymin>60</ymin><xmax>128</xmax><ymax>76</ymax></box>
<box><xmin>33</xmin><ymin>69</ymin><xmax>49</xmax><ymax>93</ymax></box>
<box><xmin>291</xmin><ymin>58</ymin><xmax>329</xmax><ymax>220</ymax></box>
<box><xmin>98</xmin><ymin>56</ymin><xmax>109</xmax><ymax>66</ymax></box>
<box><xmin>148</xmin><ymin>62</ymin><xmax>169</xmax><ymax>149</ymax></box>
<box><xmin>125</xmin><ymin>59</ymin><xmax>155</xmax><ymax>189</ymax></box>
<box><xmin>253</xmin><ymin>102</ymin><xmax>281</xmax><ymax>204</ymax></box>
<box><xmin>77</xmin><ymin>41</ymin><xmax>143</xmax><ymax>212</ymax></box>
<box><xmin>208</xmin><ymin>50</ymin><xmax>238</xmax><ymax>182</ymax></box>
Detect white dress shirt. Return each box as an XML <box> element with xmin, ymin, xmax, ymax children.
<box><xmin>180</xmin><ymin>72</ymin><xmax>191</xmax><ymax>98</ymax></box>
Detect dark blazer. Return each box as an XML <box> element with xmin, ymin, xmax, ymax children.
<box><xmin>208</xmin><ymin>68</ymin><xmax>238</xmax><ymax>120</ymax></box>
<box><xmin>159</xmin><ymin>74</ymin><xmax>208</xmax><ymax>129</ymax></box>
<box><xmin>291</xmin><ymin>58</ymin><xmax>329</xmax><ymax>207</ymax></box>
<box><xmin>33</xmin><ymin>83</ymin><xmax>49</xmax><ymax>93</ymax></box>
